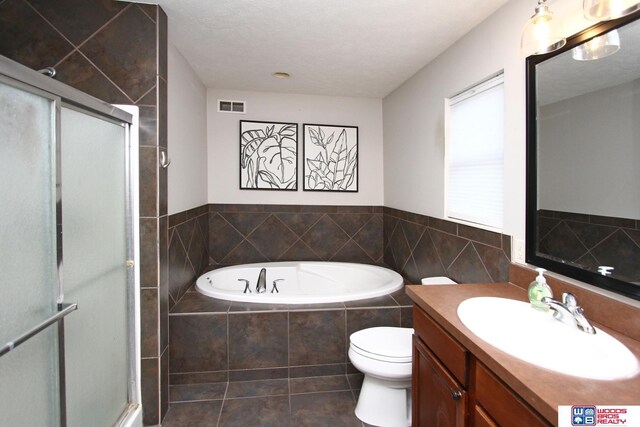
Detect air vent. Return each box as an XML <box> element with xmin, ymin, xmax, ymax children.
<box><xmin>218</xmin><ymin>100</ymin><xmax>246</xmax><ymax>114</ymax></box>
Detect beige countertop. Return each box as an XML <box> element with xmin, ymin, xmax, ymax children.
<box><xmin>406</xmin><ymin>282</ymin><xmax>640</xmax><ymax>424</ymax></box>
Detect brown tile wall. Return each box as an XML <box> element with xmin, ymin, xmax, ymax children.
<box><xmin>168</xmin><ymin>205</ymin><xmax>210</xmax><ymax>308</ymax></box>
<box><xmin>537</xmin><ymin>210</ymin><xmax>640</xmax><ymax>282</ymax></box>
<box><xmin>1</xmin><ymin>1</ymin><xmax>169</xmax><ymax>424</ymax></box>
<box><xmin>207</xmin><ymin>204</ymin><xmax>384</xmax><ymax>267</ymax></box>
<box><xmin>168</xmin><ymin>289</ymin><xmax>412</xmax><ymax>394</ymax></box>
<box><xmin>383</xmin><ymin>207</ymin><xmax>511</xmax><ymax>284</ymax></box>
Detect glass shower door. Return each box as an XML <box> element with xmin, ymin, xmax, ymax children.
<box><xmin>60</xmin><ymin>106</ymin><xmax>131</xmax><ymax>427</ymax></box>
<box><xmin>0</xmin><ymin>59</ymin><xmax>138</xmax><ymax>427</ymax></box>
<box><xmin>0</xmin><ymin>79</ymin><xmax>62</xmax><ymax>426</ymax></box>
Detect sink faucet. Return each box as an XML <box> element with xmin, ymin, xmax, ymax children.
<box><xmin>256</xmin><ymin>268</ymin><xmax>267</xmax><ymax>293</ymax></box>
<box><xmin>541</xmin><ymin>293</ymin><xmax>596</xmax><ymax>334</ymax></box>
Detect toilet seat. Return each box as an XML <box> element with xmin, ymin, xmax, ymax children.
<box><xmin>350</xmin><ymin>327</ymin><xmax>413</xmax><ymax>363</ymax></box>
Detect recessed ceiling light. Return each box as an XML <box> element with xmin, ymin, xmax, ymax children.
<box><xmin>272</xmin><ymin>72</ymin><xmax>290</xmax><ymax>79</ymax></box>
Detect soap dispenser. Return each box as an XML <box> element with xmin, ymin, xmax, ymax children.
<box><xmin>528</xmin><ymin>268</ymin><xmax>553</xmax><ymax>311</ymax></box>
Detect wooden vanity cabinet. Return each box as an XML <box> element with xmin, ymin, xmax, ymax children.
<box><xmin>474</xmin><ymin>363</ymin><xmax>550</xmax><ymax>427</ymax></box>
<box><xmin>413</xmin><ymin>305</ymin><xmax>469</xmax><ymax>426</ymax></box>
<box><xmin>412</xmin><ymin>305</ymin><xmax>552</xmax><ymax>427</ymax></box>
<box><xmin>413</xmin><ymin>336</ymin><xmax>467</xmax><ymax>426</ymax></box>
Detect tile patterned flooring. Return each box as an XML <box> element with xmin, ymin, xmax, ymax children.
<box><xmin>162</xmin><ymin>374</ymin><xmax>368</xmax><ymax>427</ymax></box>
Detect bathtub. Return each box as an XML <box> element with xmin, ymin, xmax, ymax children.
<box><xmin>195</xmin><ymin>261</ymin><xmax>404</xmax><ymax>304</ymax></box>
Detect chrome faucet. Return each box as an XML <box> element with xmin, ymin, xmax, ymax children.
<box><xmin>256</xmin><ymin>268</ymin><xmax>267</xmax><ymax>293</ymax></box>
<box><xmin>238</xmin><ymin>279</ymin><xmax>251</xmax><ymax>293</ymax></box>
<box><xmin>541</xmin><ymin>292</ymin><xmax>596</xmax><ymax>334</ymax></box>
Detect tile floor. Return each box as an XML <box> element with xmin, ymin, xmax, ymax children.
<box><xmin>162</xmin><ymin>374</ymin><xmax>370</xmax><ymax>427</ymax></box>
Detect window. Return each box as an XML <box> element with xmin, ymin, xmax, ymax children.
<box><xmin>445</xmin><ymin>73</ymin><xmax>504</xmax><ymax>230</ymax></box>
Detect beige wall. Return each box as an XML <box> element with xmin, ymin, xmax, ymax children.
<box><xmin>167</xmin><ymin>42</ymin><xmax>208</xmax><ymax>214</ymax></box>
<box><xmin>207</xmin><ymin>89</ymin><xmax>384</xmax><ymax>206</ymax></box>
<box><xmin>382</xmin><ymin>0</ymin><xmax>594</xmax><ymax>244</ymax></box>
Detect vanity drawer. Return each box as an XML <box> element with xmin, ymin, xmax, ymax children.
<box><xmin>413</xmin><ymin>305</ymin><xmax>468</xmax><ymax>386</ymax></box>
<box><xmin>475</xmin><ymin>363</ymin><xmax>551</xmax><ymax>427</ymax></box>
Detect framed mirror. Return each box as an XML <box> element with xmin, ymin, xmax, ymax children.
<box><xmin>526</xmin><ymin>10</ymin><xmax>640</xmax><ymax>301</ymax></box>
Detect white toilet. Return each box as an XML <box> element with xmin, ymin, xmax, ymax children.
<box><xmin>348</xmin><ymin>276</ymin><xmax>456</xmax><ymax>427</ymax></box>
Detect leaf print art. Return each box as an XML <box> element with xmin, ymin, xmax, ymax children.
<box><xmin>239</xmin><ymin>121</ymin><xmax>298</xmax><ymax>190</ymax></box>
<box><xmin>303</xmin><ymin>124</ymin><xmax>358</xmax><ymax>192</ymax></box>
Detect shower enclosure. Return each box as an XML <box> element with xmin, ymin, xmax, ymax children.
<box><xmin>0</xmin><ymin>56</ymin><xmax>141</xmax><ymax>426</ymax></box>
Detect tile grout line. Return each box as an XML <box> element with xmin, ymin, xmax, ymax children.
<box><xmin>215</xmin><ymin>380</ymin><xmax>228</xmax><ymax>427</ymax></box>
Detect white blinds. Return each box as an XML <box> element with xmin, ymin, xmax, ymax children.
<box><xmin>446</xmin><ymin>74</ymin><xmax>504</xmax><ymax>230</ymax></box>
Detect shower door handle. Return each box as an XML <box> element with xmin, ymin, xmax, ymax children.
<box><xmin>0</xmin><ymin>302</ymin><xmax>78</xmax><ymax>357</ymax></box>
<box><xmin>160</xmin><ymin>150</ymin><xmax>171</xmax><ymax>168</ymax></box>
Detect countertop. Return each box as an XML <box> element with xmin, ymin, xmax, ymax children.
<box><xmin>406</xmin><ymin>282</ymin><xmax>640</xmax><ymax>424</ymax></box>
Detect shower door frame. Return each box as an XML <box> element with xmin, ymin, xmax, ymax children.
<box><xmin>0</xmin><ymin>55</ymin><xmax>141</xmax><ymax>427</ymax></box>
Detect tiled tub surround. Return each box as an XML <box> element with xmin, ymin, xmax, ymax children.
<box><xmin>537</xmin><ymin>209</ymin><xmax>640</xmax><ymax>282</ymax></box>
<box><xmin>168</xmin><ymin>204</ymin><xmax>511</xmax><ymax>305</ymax></box>
<box><xmin>168</xmin><ymin>205</ymin><xmax>210</xmax><ymax>308</ymax></box>
<box><xmin>168</xmin><ymin>204</ymin><xmax>384</xmax><ymax>310</ymax></box>
<box><xmin>168</xmin><ymin>287</ymin><xmax>414</xmax><ymax>401</ymax></box>
<box><xmin>383</xmin><ymin>207</ymin><xmax>512</xmax><ymax>284</ymax></box>
<box><xmin>208</xmin><ymin>204</ymin><xmax>384</xmax><ymax>268</ymax></box>
<box><xmin>0</xmin><ymin>1</ymin><xmax>169</xmax><ymax>424</ymax></box>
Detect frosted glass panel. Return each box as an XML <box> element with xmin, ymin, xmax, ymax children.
<box><xmin>0</xmin><ymin>82</ymin><xmax>60</xmax><ymax>425</ymax></box>
<box><xmin>61</xmin><ymin>107</ymin><xmax>129</xmax><ymax>427</ymax></box>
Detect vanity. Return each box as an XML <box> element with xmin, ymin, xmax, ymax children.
<box><xmin>406</xmin><ymin>264</ymin><xmax>640</xmax><ymax>427</ymax></box>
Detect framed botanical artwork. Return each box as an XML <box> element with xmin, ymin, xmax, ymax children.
<box><xmin>303</xmin><ymin>124</ymin><xmax>358</xmax><ymax>192</ymax></box>
<box><xmin>239</xmin><ymin>120</ymin><xmax>298</xmax><ymax>190</ymax></box>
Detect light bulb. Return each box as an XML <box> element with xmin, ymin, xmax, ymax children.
<box><xmin>521</xmin><ymin>1</ymin><xmax>566</xmax><ymax>56</ymax></box>
<box><xmin>572</xmin><ymin>29</ymin><xmax>621</xmax><ymax>60</ymax></box>
<box><xmin>583</xmin><ymin>0</ymin><xmax>640</xmax><ymax>20</ymax></box>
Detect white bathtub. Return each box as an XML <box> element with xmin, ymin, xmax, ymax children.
<box><xmin>195</xmin><ymin>261</ymin><xmax>404</xmax><ymax>304</ymax></box>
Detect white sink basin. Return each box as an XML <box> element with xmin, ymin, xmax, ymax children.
<box><xmin>457</xmin><ymin>297</ymin><xmax>639</xmax><ymax>380</ymax></box>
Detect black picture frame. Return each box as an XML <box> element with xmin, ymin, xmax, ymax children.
<box><xmin>302</xmin><ymin>123</ymin><xmax>359</xmax><ymax>192</ymax></box>
<box><xmin>239</xmin><ymin>120</ymin><xmax>298</xmax><ymax>191</ymax></box>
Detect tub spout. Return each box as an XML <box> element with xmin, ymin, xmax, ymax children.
<box><xmin>256</xmin><ymin>268</ymin><xmax>267</xmax><ymax>293</ymax></box>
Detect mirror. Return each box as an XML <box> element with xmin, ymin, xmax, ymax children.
<box><xmin>526</xmin><ymin>10</ymin><xmax>640</xmax><ymax>301</ymax></box>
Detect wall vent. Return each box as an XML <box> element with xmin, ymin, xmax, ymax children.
<box><xmin>218</xmin><ymin>100</ymin><xmax>246</xmax><ymax>114</ymax></box>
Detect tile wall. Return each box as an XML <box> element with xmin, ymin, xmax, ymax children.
<box><xmin>537</xmin><ymin>210</ymin><xmax>640</xmax><ymax>282</ymax></box>
<box><xmin>0</xmin><ymin>1</ymin><xmax>169</xmax><ymax>424</ymax></box>
<box><xmin>383</xmin><ymin>207</ymin><xmax>511</xmax><ymax>283</ymax></box>
<box><xmin>168</xmin><ymin>205</ymin><xmax>210</xmax><ymax>309</ymax></box>
<box><xmin>167</xmin><ymin>288</ymin><xmax>413</xmax><ymax>399</ymax></box>
<box><xmin>207</xmin><ymin>204</ymin><xmax>384</xmax><ymax>268</ymax></box>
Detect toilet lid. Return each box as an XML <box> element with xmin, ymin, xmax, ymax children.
<box><xmin>350</xmin><ymin>327</ymin><xmax>414</xmax><ymax>362</ymax></box>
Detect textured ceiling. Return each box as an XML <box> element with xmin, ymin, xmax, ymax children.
<box><xmin>154</xmin><ymin>0</ymin><xmax>510</xmax><ymax>98</ymax></box>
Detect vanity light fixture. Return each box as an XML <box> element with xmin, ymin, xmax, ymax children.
<box><xmin>572</xmin><ymin>29</ymin><xmax>621</xmax><ymax>60</ymax></box>
<box><xmin>521</xmin><ymin>0</ymin><xmax>567</xmax><ymax>56</ymax></box>
<box><xmin>583</xmin><ymin>0</ymin><xmax>640</xmax><ymax>20</ymax></box>
<box><xmin>272</xmin><ymin>72</ymin><xmax>290</xmax><ymax>79</ymax></box>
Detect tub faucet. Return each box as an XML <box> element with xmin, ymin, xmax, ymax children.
<box><xmin>541</xmin><ymin>292</ymin><xmax>596</xmax><ymax>334</ymax></box>
<box><xmin>256</xmin><ymin>268</ymin><xmax>267</xmax><ymax>293</ymax></box>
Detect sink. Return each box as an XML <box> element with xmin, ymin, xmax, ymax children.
<box><xmin>457</xmin><ymin>297</ymin><xmax>639</xmax><ymax>380</ymax></box>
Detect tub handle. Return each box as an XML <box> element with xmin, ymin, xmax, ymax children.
<box><xmin>238</xmin><ymin>279</ymin><xmax>251</xmax><ymax>293</ymax></box>
<box><xmin>271</xmin><ymin>279</ymin><xmax>284</xmax><ymax>294</ymax></box>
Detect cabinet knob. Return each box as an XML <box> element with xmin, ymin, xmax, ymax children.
<box><xmin>452</xmin><ymin>391</ymin><xmax>463</xmax><ymax>400</ymax></box>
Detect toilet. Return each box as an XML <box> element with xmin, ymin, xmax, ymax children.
<box><xmin>348</xmin><ymin>276</ymin><xmax>457</xmax><ymax>427</ymax></box>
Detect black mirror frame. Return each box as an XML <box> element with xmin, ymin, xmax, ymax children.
<box><xmin>525</xmin><ymin>9</ymin><xmax>640</xmax><ymax>301</ymax></box>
